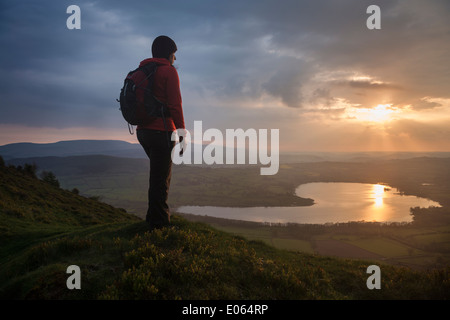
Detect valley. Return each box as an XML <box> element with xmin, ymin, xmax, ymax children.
<box><xmin>6</xmin><ymin>153</ymin><xmax>450</xmax><ymax>270</ymax></box>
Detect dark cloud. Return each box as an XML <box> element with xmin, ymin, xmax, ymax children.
<box><xmin>342</xmin><ymin>80</ymin><xmax>402</xmax><ymax>91</ymax></box>
<box><xmin>411</xmin><ymin>100</ymin><xmax>442</xmax><ymax>111</ymax></box>
<box><xmin>0</xmin><ymin>0</ymin><xmax>449</xmax><ymax>133</ymax></box>
<box><xmin>261</xmin><ymin>58</ymin><xmax>313</xmax><ymax>108</ymax></box>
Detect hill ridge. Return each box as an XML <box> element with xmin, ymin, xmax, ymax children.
<box><xmin>0</xmin><ymin>139</ymin><xmax>146</xmax><ymax>160</ymax></box>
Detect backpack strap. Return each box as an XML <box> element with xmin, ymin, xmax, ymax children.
<box><xmin>136</xmin><ymin>64</ymin><xmax>156</xmax><ymax>88</ymax></box>
<box><xmin>137</xmin><ymin>63</ymin><xmax>170</xmax><ymax>116</ymax></box>
<box><xmin>140</xmin><ymin>63</ymin><xmax>172</xmax><ymax>149</ymax></box>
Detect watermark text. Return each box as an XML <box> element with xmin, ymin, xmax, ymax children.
<box><xmin>172</xmin><ymin>121</ymin><xmax>279</xmax><ymax>175</ymax></box>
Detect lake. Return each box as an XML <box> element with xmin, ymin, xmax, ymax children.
<box><xmin>177</xmin><ymin>182</ymin><xmax>441</xmax><ymax>224</ymax></box>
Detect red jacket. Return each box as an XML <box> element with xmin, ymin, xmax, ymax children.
<box><xmin>136</xmin><ymin>58</ymin><xmax>185</xmax><ymax>131</ymax></box>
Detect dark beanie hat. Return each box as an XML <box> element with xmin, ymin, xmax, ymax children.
<box><xmin>152</xmin><ymin>35</ymin><xmax>177</xmax><ymax>59</ymax></box>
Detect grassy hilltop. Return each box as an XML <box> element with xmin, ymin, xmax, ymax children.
<box><xmin>0</xmin><ymin>159</ymin><xmax>448</xmax><ymax>300</ymax></box>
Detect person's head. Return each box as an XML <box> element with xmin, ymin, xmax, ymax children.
<box><xmin>152</xmin><ymin>35</ymin><xmax>177</xmax><ymax>65</ymax></box>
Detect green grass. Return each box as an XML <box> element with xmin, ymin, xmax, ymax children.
<box><xmin>272</xmin><ymin>238</ymin><xmax>315</xmax><ymax>253</ymax></box>
<box><xmin>183</xmin><ymin>214</ymin><xmax>450</xmax><ymax>270</ymax></box>
<box><xmin>345</xmin><ymin>238</ymin><xmax>413</xmax><ymax>258</ymax></box>
<box><xmin>1</xmin><ymin>160</ymin><xmax>449</xmax><ymax>300</ymax></box>
<box><xmin>211</xmin><ymin>225</ymin><xmax>315</xmax><ymax>253</ymax></box>
<box><xmin>5</xmin><ymin>215</ymin><xmax>447</xmax><ymax>300</ymax></box>
<box><xmin>413</xmin><ymin>233</ymin><xmax>450</xmax><ymax>245</ymax></box>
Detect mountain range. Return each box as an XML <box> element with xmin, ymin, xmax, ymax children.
<box><xmin>0</xmin><ymin>140</ymin><xmax>146</xmax><ymax>160</ymax></box>
<box><xmin>2</xmin><ymin>139</ymin><xmax>450</xmax><ymax>163</ymax></box>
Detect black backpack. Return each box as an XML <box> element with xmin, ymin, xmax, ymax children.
<box><xmin>117</xmin><ymin>62</ymin><xmax>170</xmax><ymax>134</ymax></box>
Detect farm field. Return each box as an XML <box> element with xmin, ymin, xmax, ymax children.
<box><xmin>193</xmin><ymin>215</ymin><xmax>450</xmax><ymax>270</ymax></box>
<box><xmin>8</xmin><ymin>155</ymin><xmax>450</xmax><ymax>270</ymax></box>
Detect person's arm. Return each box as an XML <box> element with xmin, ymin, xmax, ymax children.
<box><xmin>165</xmin><ymin>67</ymin><xmax>185</xmax><ymax>129</ymax></box>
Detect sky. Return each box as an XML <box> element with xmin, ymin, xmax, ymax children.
<box><xmin>1</xmin><ymin>0</ymin><xmax>449</xmax><ymax>152</ymax></box>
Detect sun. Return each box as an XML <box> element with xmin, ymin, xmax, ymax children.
<box><xmin>349</xmin><ymin>104</ymin><xmax>398</xmax><ymax>123</ymax></box>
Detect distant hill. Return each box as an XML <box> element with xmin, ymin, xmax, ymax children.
<box><xmin>2</xmin><ymin>139</ymin><xmax>450</xmax><ymax>164</ymax></box>
<box><xmin>0</xmin><ymin>140</ymin><xmax>146</xmax><ymax>160</ymax></box>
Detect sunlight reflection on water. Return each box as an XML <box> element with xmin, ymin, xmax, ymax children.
<box><xmin>178</xmin><ymin>182</ymin><xmax>441</xmax><ymax>224</ymax></box>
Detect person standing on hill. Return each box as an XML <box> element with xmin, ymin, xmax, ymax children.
<box><xmin>136</xmin><ymin>35</ymin><xmax>185</xmax><ymax>230</ymax></box>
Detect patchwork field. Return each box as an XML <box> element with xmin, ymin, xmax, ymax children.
<box><xmin>8</xmin><ymin>156</ymin><xmax>450</xmax><ymax>270</ymax></box>
<box><xmin>195</xmin><ymin>216</ymin><xmax>450</xmax><ymax>270</ymax></box>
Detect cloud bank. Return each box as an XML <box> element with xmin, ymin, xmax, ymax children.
<box><xmin>0</xmin><ymin>0</ymin><xmax>449</xmax><ymax>150</ymax></box>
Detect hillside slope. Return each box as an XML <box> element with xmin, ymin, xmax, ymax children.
<box><xmin>0</xmin><ymin>160</ymin><xmax>448</xmax><ymax>300</ymax></box>
<box><xmin>0</xmin><ymin>159</ymin><xmax>139</xmax><ymax>267</ymax></box>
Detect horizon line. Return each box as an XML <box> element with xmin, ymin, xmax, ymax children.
<box><xmin>1</xmin><ymin>139</ymin><xmax>450</xmax><ymax>154</ymax></box>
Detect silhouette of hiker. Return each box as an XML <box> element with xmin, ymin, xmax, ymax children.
<box><xmin>136</xmin><ymin>35</ymin><xmax>185</xmax><ymax>230</ymax></box>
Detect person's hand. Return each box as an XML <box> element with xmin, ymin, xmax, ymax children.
<box><xmin>178</xmin><ymin>129</ymin><xmax>187</xmax><ymax>156</ymax></box>
<box><xmin>179</xmin><ymin>135</ymin><xmax>184</xmax><ymax>156</ymax></box>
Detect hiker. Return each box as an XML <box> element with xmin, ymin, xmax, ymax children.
<box><xmin>136</xmin><ymin>35</ymin><xmax>185</xmax><ymax>230</ymax></box>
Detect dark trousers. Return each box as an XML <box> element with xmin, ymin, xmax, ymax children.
<box><xmin>137</xmin><ymin>129</ymin><xmax>175</xmax><ymax>229</ymax></box>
